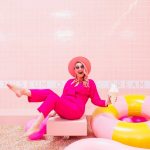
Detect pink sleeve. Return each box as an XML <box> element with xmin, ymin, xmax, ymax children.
<box><xmin>89</xmin><ymin>79</ymin><xmax>106</xmax><ymax>107</ymax></box>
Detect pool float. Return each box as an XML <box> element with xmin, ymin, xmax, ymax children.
<box><xmin>64</xmin><ymin>138</ymin><xmax>149</xmax><ymax>150</ymax></box>
<box><xmin>92</xmin><ymin>95</ymin><xmax>150</xmax><ymax>148</ymax></box>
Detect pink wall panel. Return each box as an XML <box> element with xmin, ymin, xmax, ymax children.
<box><xmin>0</xmin><ymin>0</ymin><xmax>150</xmax><ymax>109</ymax></box>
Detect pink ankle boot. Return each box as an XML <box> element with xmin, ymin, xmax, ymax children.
<box><xmin>25</xmin><ymin>116</ymin><xmax>49</xmax><ymax>140</ymax></box>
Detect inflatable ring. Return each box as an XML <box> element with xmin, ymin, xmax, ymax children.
<box><xmin>64</xmin><ymin>138</ymin><xmax>149</xmax><ymax>150</ymax></box>
<box><xmin>92</xmin><ymin>95</ymin><xmax>150</xmax><ymax>149</ymax></box>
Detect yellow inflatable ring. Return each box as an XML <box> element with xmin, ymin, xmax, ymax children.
<box><xmin>91</xmin><ymin>95</ymin><xmax>150</xmax><ymax>149</ymax></box>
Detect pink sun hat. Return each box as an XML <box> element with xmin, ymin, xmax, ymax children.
<box><xmin>68</xmin><ymin>56</ymin><xmax>91</xmax><ymax>77</ymax></box>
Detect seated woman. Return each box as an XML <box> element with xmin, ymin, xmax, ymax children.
<box><xmin>7</xmin><ymin>56</ymin><xmax>111</xmax><ymax>138</ymax></box>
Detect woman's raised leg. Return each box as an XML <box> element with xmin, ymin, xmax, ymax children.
<box><xmin>7</xmin><ymin>83</ymin><xmax>52</xmax><ymax>102</ymax></box>
<box><xmin>7</xmin><ymin>83</ymin><xmax>31</xmax><ymax>97</ymax></box>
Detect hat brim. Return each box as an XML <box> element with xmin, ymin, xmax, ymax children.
<box><xmin>68</xmin><ymin>56</ymin><xmax>91</xmax><ymax>77</ymax></box>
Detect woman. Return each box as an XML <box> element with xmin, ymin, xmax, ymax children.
<box><xmin>7</xmin><ymin>56</ymin><xmax>111</xmax><ymax>138</ymax></box>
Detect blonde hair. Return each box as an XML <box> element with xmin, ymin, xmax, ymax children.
<box><xmin>71</xmin><ymin>62</ymin><xmax>89</xmax><ymax>87</ymax></box>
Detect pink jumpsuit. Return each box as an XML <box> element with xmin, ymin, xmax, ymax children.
<box><xmin>28</xmin><ymin>79</ymin><xmax>106</xmax><ymax>120</ymax></box>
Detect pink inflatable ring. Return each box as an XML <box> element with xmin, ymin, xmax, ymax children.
<box><xmin>91</xmin><ymin>95</ymin><xmax>150</xmax><ymax>149</ymax></box>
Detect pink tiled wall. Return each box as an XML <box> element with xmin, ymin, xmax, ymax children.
<box><xmin>0</xmin><ymin>0</ymin><xmax>150</xmax><ymax>109</ymax></box>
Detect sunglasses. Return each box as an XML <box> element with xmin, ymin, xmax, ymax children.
<box><xmin>75</xmin><ymin>64</ymin><xmax>84</xmax><ymax>69</ymax></box>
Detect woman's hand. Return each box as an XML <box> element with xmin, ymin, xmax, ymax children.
<box><xmin>109</xmin><ymin>95</ymin><xmax>117</xmax><ymax>105</ymax></box>
<box><xmin>48</xmin><ymin>110</ymin><xmax>57</xmax><ymax>117</ymax></box>
<box><xmin>105</xmin><ymin>95</ymin><xmax>118</xmax><ymax>106</ymax></box>
<box><xmin>105</xmin><ymin>95</ymin><xmax>112</xmax><ymax>106</ymax></box>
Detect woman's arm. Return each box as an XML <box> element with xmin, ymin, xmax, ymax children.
<box><xmin>89</xmin><ymin>79</ymin><xmax>109</xmax><ymax>107</ymax></box>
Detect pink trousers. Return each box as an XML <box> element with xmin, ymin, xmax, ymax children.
<box><xmin>28</xmin><ymin>89</ymin><xmax>84</xmax><ymax>120</ymax></box>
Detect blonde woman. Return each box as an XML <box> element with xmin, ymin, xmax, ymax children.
<box><xmin>7</xmin><ymin>56</ymin><xmax>111</xmax><ymax>139</ymax></box>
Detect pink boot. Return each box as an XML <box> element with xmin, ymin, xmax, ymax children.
<box><xmin>25</xmin><ymin>116</ymin><xmax>49</xmax><ymax>140</ymax></box>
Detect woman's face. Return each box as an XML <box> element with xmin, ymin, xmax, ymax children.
<box><xmin>74</xmin><ymin>62</ymin><xmax>85</xmax><ymax>78</ymax></box>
